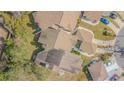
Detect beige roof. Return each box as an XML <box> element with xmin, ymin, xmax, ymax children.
<box><xmin>38</xmin><ymin>27</ymin><xmax>73</xmax><ymax>51</ymax></box>
<box><xmin>34</xmin><ymin>11</ymin><xmax>81</xmax><ymax>31</ymax></box>
<box><xmin>60</xmin><ymin>12</ymin><xmax>81</xmax><ymax>31</ymax></box>
<box><xmin>57</xmin><ymin>51</ymin><xmax>82</xmax><ymax>73</ymax></box>
<box><xmin>38</xmin><ymin>28</ymin><xmax>60</xmax><ymax>50</ymax></box>
<box><xmin>76</xmin><ymin>29</ymin><xmax>96</xmax><ymax>55</ymax></box>
<box><xmin>88</xmin><ymin>62</ymin><xmax>108</xmax><ymax>81</ymax></box>
<box><xmin>35</xmin><ymin>11</ymin><xmax>63</xmax><ymax>31</ymax></box>
<box><xmin>54</xmin><ymin>29</ymin><xmax>72</xmax><ymax>52</ymax></box>
<box><xmin>83</xmin><ymin>11</ymin><xmax>103</xmax><ymax>21</ymax></box>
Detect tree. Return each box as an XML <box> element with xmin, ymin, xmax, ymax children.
<box><xmin>0</xmin><ymin>12</ymin><xmax>51</xmax><ymax>80</ymax></box>
<box><xmin>3</xmin><ymin>39</ymin><xmax>14</xmax><ymax>61</ymax></box>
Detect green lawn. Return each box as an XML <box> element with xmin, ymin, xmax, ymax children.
<box><xmin>78</xmin><ymin>21</ymin><xmax>116</xmax><ymax>40</ymax></box>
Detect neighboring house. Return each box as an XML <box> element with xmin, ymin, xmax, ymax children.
<box><xmin>88</xmin><ymin>61</ymin><xmax>108</xmax><ymax>81</ymax></box>
<box><xmin>72</xmin><ymin>29</ymin><xmax>96</xmax><ymax>55</ymax></box>
<box><xmin>81</xmin><ymin>11</ymin><xmax>104</xmax><ymax>23</ymax></box>
<box><xmin>35</xmin><ymin>49</ymin><xmax>82</xmax><ymax>74</ymax></box>
<box><xmin>33</xmin><ymin>11</ymin><xmax>81</xmax><ymax>32</ymax></box>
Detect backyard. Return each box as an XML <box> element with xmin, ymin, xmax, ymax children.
<box><xmin>0</xmin><ymin>12</ymin><xmax>50</xmax><ymax>80</ymax></box>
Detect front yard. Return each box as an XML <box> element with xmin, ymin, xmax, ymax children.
<box><xmin>78</xmin><ymin>20</ymin><xmax>116</xmax><ymax>40</ymax></box>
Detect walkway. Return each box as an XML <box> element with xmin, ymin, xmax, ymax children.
<box><xmin>96</xmin><ymin>47</ymin><xmax>113</xmax><ymax>54</ymax></box>
<box><xmin>81</xmin><ymin>18</ymin><xmax>99</xmax><ymax>25</ymax></box>
<box><xmin>93</xmin><ymin>39</ymin><xmax>115</xmax><ymax>46</ymax></box>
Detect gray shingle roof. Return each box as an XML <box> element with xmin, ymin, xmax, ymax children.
<box><xmin>35</xmin><ymin>49</ymin><xmax>82</xmax><ymax>73</ymax></box>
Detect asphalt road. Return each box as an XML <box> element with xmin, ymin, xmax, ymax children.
<box><xmin>114</xmin><ymin>27</ymin><xmax>124</xmax><ymax>69</ymax></box>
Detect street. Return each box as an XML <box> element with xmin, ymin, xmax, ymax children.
<box><xmin>114</xmin><ymin>27</ymin><xmax>124</xmax><ymax>69</ymax></box>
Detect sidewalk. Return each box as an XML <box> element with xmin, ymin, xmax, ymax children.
<box><xmin>96</xmin><ymin>47</ymin><xmax>113</xmax><ymax>54</ymax></box>
<box><xmin>93</xmin><ymin>38</ymin><xmax>115</xmax><ymax>46</ymax></box>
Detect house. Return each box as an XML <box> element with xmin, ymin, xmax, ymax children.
<box><xmin>72</xmin><ymin>28</ymin><xmax>96</xmax><ymax>55</ymax></box>
<box><xmin>33</xmin><ymin>11</ymin><xmax>81</xmax><ymax>32</ymax></box>
<box><xmin>38</xmin><ymin>27</ymin><xmax>73</xmax><ymax>51</ymax></box>
<box><xmin>88</xmin><ymin>61</ymin><xmax>108</xmax><ymax>81</ymax></box>
<box><xmin>81</xmin><ymin>11</ymin><xmax>104</xmax><ymax>23</ymax></box>
<box><xmin>33</xmin><ymin>11</ymin><xmax>82</xmax><ymax>51</ymax></box>
<box><xmin>35</xmin><ymin>49</ymin><xmax>82</xmax><ymax>74</ymax></box>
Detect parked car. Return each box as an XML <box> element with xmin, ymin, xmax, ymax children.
<box><xmin>100</xmin><ymin>18</ymin><xmax>109</xmax><ymax>25</ymax></box>
<box><xmin>109</xmin><ymin>13</ymin><xmax>117</xmax><ymax>19</ymax></box>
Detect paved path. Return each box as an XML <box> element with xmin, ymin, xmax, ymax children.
<box><xmin>93</xmin><ymin>39</ymin><xmax>115</xmax><ymax>46</ymax></box>
<box><xmin>81</xmin><ymin>18</ymin><xmax>99</xmax><ymax>25</ymax></box>
<box><xmin>96</xmin><ymin>47</ymin><xmax>113</xmax><ymax>54</ymax></box>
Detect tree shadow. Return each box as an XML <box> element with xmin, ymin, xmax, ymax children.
<box><xmin>30</xmin><ymin>32</ymin><xmax>44</xmax><ymax>62</ymax></box>
<box><xmin>83</xmin><ymin>64</ymin><xmax>93</xmax><ymax>81</ymax></box>
<box><xmin>27</xmin><ymin>12</ymin><xmax>44</xmax><ymax>62</ymax></box>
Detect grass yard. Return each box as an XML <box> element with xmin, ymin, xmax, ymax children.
<box><xmin>78</xmin><ymin>21</ymin><xmax>116</xmax><ymax>40</ymax></box>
